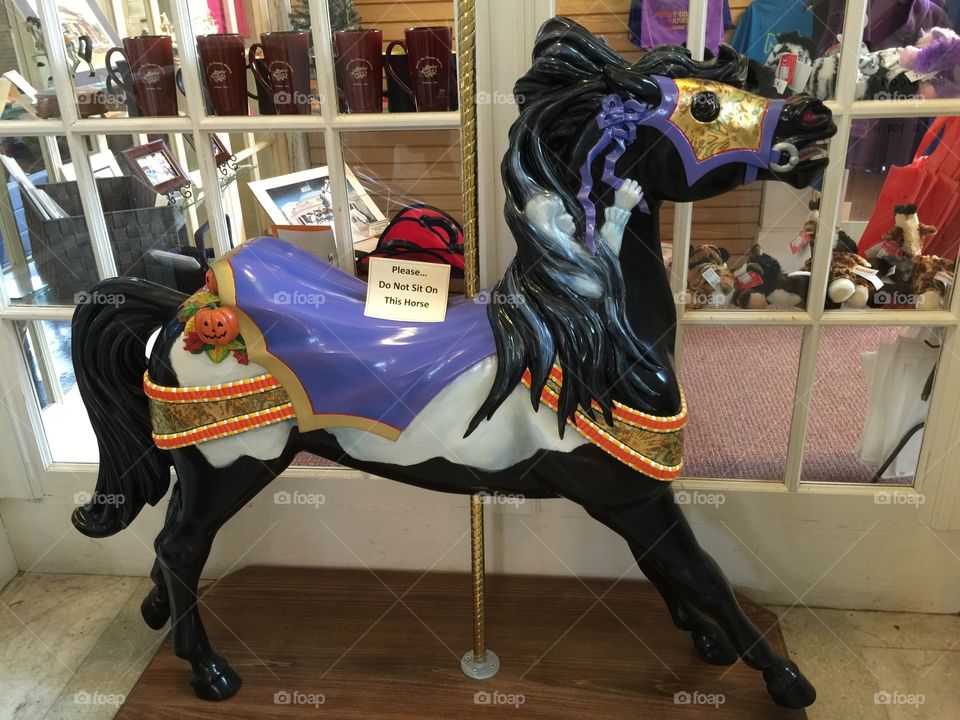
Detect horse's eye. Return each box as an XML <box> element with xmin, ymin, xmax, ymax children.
<box><xmin>691</xmin><ymin>92</ymin><xmax>721</xmax><ymax>122</ymax></box>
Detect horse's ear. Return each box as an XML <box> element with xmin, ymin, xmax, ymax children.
<box><xmin>603</xmin><ymin>66</ymin><xmax>661</xmax><ymax>106</ymax></box>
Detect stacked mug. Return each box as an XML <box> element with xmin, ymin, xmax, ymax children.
<box><xmin>334</xmin><ymin>26</ymin><xmax>456</xmax><ymax>113</ymax></box>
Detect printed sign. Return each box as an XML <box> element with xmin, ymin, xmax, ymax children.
<box><xmin>364</xmin><ymin>257</ymin><xmax>451</xmax><ymax>322</ymax></box>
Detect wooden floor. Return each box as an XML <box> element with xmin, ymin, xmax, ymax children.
<box><xmin>117</xmin><ymin>567</ymin><xmax>807</xmax><ymax>719</ymax></box>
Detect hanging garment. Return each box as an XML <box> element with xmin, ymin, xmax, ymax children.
<box><xmin>628</xmin><ymin>0</ymin><xmax>732</xmax><ymax>54</ymax></box>
<box><xmin>730</xmin><ymin>0</ymin><xmax>815</xmax><ymax>63</ymax></box>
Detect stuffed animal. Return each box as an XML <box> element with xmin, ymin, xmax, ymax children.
<box><xmin>899</xmin><ymin>28</ymin><xmax>960</xmax><ymax>99</ymax></box>
<box><xmin>879</xmin><ymin>203</ymin><xmax>938</xmax><ymax>257</ymax></box>
<box><xmin>822</xmin><ymin>241</ymin><xmax>878</xmax><ymax>309</ymax></box>
<box><xmin>730</xmin><ymin>243</ymin><xmax>783</xmax><ymax>309</ymax></box>
<box><xmin>910</xmin><ymin>254</ymin><xmax>955</xmax><ymax>309</ymax></box>
<box><xmin>869</xmin><ymin>205</ymin><xmax>955</xmax><ymax>309</ymax></box>
<box><xmin>683</xmin><ymin>244</ymin><xmax>735</xmax><ymax>309</ymax></box>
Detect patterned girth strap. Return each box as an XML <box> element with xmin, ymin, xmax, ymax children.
<box><xmin>522</xmin><ymin>364</ymin><xmax>685</xmax><ymax>481</ymax></box>
<box><xmin>144</xmin><ymin>372</ymin><xmax>294</xmax><ymax>449</ymax></box>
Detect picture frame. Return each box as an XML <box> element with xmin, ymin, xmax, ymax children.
<box><xmin>121</xmin><ymin>139</ymin><xmax>191</xmax><ymax>196</ymax></box>
<box><xmin>184</xmin><ymin>132</ymin><xmax>233</xmax><ymax>170</ymax></box>
<box><xmin>248</xmin><ymin>165</ymin><xmax>387</xmax><ymax>244</ymax></box>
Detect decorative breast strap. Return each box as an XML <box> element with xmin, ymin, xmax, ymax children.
<box><xmin>143</xmin><ymin>372</ymin><xmax>294</xmax><ymax>450</ymax></box>
<box><xmin>521</xmin><ymin>365</ymin><xmax>685</xmax><ymax>481</ymax></box>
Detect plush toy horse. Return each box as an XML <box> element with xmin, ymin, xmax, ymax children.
<box><xmin>71</xmin><ymin>18</ymin><xmax>834</xmax><ymax>709</ymax></box>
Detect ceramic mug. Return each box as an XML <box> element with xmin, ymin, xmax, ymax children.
<box><xmin>105</xmin><ymin>35</ymin><xmax>178</xmax><ymax>116</ymax></box>
<box><xmin>385</xmin><ymin>26</ymin><xmax>453</xmax><ymax>112</ymax></box>
<box><xmin>333</xmin><ymin>29</ymin><xmax>383</xmax><ymax>113</ymax></box>
<box><xmin>248</xmin><ymin>30</ymin><xmax>311</xmax><ymax>115</ymax></box>
<box><xmin>196</xmin><ymin>33</ymin><xmax>250</xmax><ymax>116</ymax></box>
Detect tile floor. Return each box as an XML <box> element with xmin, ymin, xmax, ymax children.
<box><xmin>0</xmin><ymin>572</ymin><xmax>957</xmax><ymax>719</ymax></box>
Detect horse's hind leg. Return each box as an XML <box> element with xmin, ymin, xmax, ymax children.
<box><xmin>140</xmin><ymin>482</ymin><xmax>181</xmax><ymax>630</ymax></box>
<box><xmin>599</xmin><ymin>491</ymin><xmax>816</xmax><ymax>709</ymax></box>
<box><xmin>156</xmin><ymin>446</ymin><xmax>293</xmax><ymax>701</ymax></box>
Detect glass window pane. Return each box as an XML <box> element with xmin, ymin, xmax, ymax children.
<box><xmin>340</xmin><ymin>128</ymin><xmax>462</xmax><ymax>278</ymax></box>
<box><xmin>38</xmin><ymin>1</ymin><xmax>188</xmax><ymax>120</ymax></box>
<box><xmin>680</xmin><ymin>325</ymin><xmax>801</xmax><ymax>481</ymax></box>
<box><xmin>331</xmin><ymin>0</ymin><xmax>457</xmax><ymax>115</ymax></box>
<box><xmin>826</xmin><ymin>114</ymin><xmax>958</xmax><ymax>312</ymax></box>
<box><xmin>858</xmin><ymin>0</ymin><xmax>960</xmax><ymax>101</ymax></box>
<box><xmin>76</xmin><ymin>131</ymin><xmax>216</xmax><ymax>294</ymax></box>
<box><xmin>197</xmin><ymin>2</ymin><xmax>321</xmax><ymax>117</ymax></box>
<box><xmin>802</xmin><ymin>326</ymin><xmax>944</xmax><ymax>486</ymax></box>
<box><xmin>15</xmin><ymin>319</ymin><xmax>98</xmax><ymax>464</ymax></box>
<box><xmin>1</xmin><ymin>134</ymin><xmax>101</xmax><ymax>306</ymax></box>
<box><xmin>685</xmin><ymin>180</ymin><xmax>823</xmax><ymax>311</ymax></box>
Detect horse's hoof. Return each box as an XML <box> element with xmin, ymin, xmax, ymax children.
<box><xmin>691</xmin><ymin>630</ymin><xmax>737</xmax><ymax>666</ymax></box>
<box><xmin>140</xmin><ymin>588</ymin><xmax>170</xmax><ymax>630</ymax></box>
<box><xmin>191</xmin><ymin>656</ymin><xmax>242</xmax><ymax>702</ymax></box>
<box><xmin>764</xmin><ymin>660</ymin><xmax>816</xmax><ymax>708</ymax></box>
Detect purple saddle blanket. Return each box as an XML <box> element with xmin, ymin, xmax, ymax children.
<box><xmin>216</xmin><ymin>237</ymin><xmax>495</xmax><ymax>439</ymax></box>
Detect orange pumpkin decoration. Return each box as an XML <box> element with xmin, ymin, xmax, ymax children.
<box><xmin>204</xmin><ymin>269</ymin><xmax>218</xmax><ymax>294</ymax></box>
<box><xmin>194</xmin><ymin>307</ymin><xmax>239</xmax><ymax>346</ymax></box>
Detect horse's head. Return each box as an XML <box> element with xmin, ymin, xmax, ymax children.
<box><xmin>602</xmin><ymin>70</ymin><xmax>836</xmax><ymax>203</ymax></box>
<box><xmin>506</xmin><ymin>18</ymin><xmax>836</xmax><ymax>251</ymax></box>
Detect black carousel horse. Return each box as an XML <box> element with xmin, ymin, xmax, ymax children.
<box><xmin>70</xmin><ymin>18</ymin><xmax>835</xmax><ymax>708</ymax></box>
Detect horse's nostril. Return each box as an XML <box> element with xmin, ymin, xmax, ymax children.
<box><xmin>801</xmin><ymin>105</ymin><xmax>824</xmax><ymax>125</ymax></box>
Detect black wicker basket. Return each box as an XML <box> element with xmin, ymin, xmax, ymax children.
<box><xmin>22</xmin><ymin>176</ymin><xmax>186</xmax><ymax>303</ymax></box>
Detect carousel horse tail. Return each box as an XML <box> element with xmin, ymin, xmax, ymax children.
<box><xmin>71</xmin><ymin>278</ymin><xmax>185</xmax><ymax>538</ymax></box>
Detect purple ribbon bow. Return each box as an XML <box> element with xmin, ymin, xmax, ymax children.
<box><xmin>577</xmin><ymin>94</ymin><xmax>651</xmax><ymax>253</ymax></box>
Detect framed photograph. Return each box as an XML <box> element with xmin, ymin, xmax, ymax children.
<box><xmin>122</xmin><ymin>139</ymin><xmax>190</xmax><ymax>196</ymax></box>
<box><xmin>248</xmin><ymin>165</ymin><xmax>386</xmax><ymax>244</ymax></box>
<box><xmin>184</xmin><ymin>133</ymin><xmax>233</xmax><ymax>169</ymax></box>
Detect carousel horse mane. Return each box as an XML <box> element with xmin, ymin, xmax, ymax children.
<box><xmin>468</xmin><ymin>17</ymin><xmax>750</xmax><ymax>437</ymax></box>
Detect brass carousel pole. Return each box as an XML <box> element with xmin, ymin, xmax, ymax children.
<box><xmin>457</xmin><ymin>0</ymin><xmax>499</xmax><ymax>681</ymax></box>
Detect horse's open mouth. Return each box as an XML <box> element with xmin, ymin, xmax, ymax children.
<box><xmin>769</xmin><ymin>137</ymin><xmax>831</xmax><ymax>173</ymax></box>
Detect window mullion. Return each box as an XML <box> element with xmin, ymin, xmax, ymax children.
<box><xmin>310</xmin><ymin>0</ymin><xmax>359</xmax><ymax>273</ymax></box>
<box><xmin>168</xmin><ymin>0</ymin><xmax>233</xmax><ymax>257</ymax></box>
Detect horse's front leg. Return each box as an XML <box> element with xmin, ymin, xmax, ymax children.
<box><xmin>156</xmin><ymin>446</ymin><xmax>294</xmax><ymax>700</ymax></box>
<box><xmin>600</xmin><ymin>490</ymin><xmax>816</xmax><ymax>709</ymax></box>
